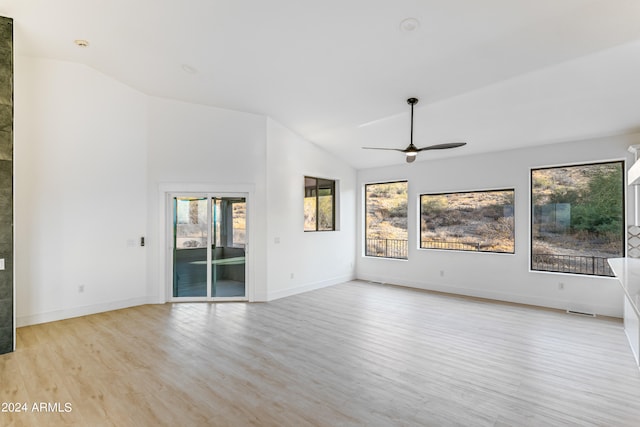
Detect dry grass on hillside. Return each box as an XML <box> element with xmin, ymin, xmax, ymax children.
<box><xmin>366</xmin><ymin>182</ymin><xmax>408</xmax><ymax>240</ymax></box>
<box><xmin>421</xmin><ymin>190</ymin><xmax>514</xmax><ymax>253</ymax></box>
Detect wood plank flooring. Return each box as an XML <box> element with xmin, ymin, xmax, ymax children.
<box><xmin>2</xmin><ymin>280</ymin><xmax>640</xmax><ymax>426</ymax></box>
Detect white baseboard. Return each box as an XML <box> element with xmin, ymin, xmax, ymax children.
<box><xmin>16</xmin><ymin>296</ymin><xmax>156</xmax><ymax>327</ymax></box>
<box><xmin>267</xmin><ymin>274</ymin><xmax>355</xmax><ymax>301</ymax></box>
<box><xmin>357</xmin><ymin>274</ymin><xmax>622</xmax><ymax>318</ymax></box>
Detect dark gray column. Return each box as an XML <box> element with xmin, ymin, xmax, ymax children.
<box><xmin>0</xmin><ymin>16</ymin><xmax>13</xmax><ymax>354</ymax></box>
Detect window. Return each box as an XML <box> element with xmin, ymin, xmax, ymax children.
<box><xmin>365</xmin><ymin>181</ymin><xmax>408</xmax><ymax>259</ymax></box>
<box><xmin>214</xmin><ymin>198</ymin><xmax>246</xmax><ymax>248</ymax></box>
<box><xmin>420</xmin><ymin>189</ymin><xmax>515</xmax><ymax>253</ymax></box>
<box><xmin>531</xmin><ymin>161</ymin><xmax>624</xmax><ymax>276</ymax></box>
<box><xmin>304</xmin><ymin>176</ymin><xmax>335</xmax><ymax>231</ymax></box>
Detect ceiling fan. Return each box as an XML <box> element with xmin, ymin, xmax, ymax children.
<box><xmin>363</xmin><ymin>97</ymin><xmax>467</xmax><ymax>163</ymax></box>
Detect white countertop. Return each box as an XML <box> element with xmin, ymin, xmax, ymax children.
<box><xmin>608</xmin><ymin>258</ymin><xmax>640</xmax><ymax>318</ymax></box>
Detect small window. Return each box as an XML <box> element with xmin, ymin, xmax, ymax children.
<box><xmin>365</xmin><ymin>181</ymin><xmax>408</xmax><ymax>259</ymax></box>
<box><xmin>420</xmin><ymin>189</ymin><xmax>515</xmax><ymax>253</ymax></box>
<box><xmin>304</xmin><ymin>176</ymin><xmax>336</xmax><ymax>231</ymax></box>
<box><xmin>531</xmin><ymin>161</ymin><xmax>624</xmax><ymax>276</ymax></box>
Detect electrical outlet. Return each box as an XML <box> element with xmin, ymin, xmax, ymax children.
<box><xmin>78</xmin><ymin>285</ymin><xmax>85</xmax><ymax>293</ymax></box>
<box><xmin>440</xmin><ymin>270</ymin><xmax>445</xmax><ymax>277</ymax></box>
<box><xmin>290</xmin><ymin>273</ymin><xmax>294</xmax><ymax>279</ymax></box>
<box><xmin>558</xmin><ymin>282</ymin><xmax>564</xmax><ymax>290</ymax></box>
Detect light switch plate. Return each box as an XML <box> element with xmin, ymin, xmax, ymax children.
<box><xmin>0</xmin><ymin>259</ymin><xmax>5</xmax><ymax>270</ymax></box>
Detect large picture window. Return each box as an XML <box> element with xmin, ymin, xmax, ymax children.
<box><xmin>365</xmin><ymin>181</ymin><xmax>408</xmax><ymax>259</ymax></box>
<box><xmin>420</xmin><ymin>189</ymin><xmax>515</xmax><ymax>253</ymax></box>
<box><xmin>531</xmin><ymin>161</ymin><xmax>624</xmax><ymax>276</ymax></box>
<box><xmin>304</xmin><ymin>176</ymin><xmax>335</xmax><ymax>231</ymax></box>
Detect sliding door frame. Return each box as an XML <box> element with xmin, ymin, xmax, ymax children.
<box><xmin>157</xmin><ymin>183</ymin><xmax>255</xmax><ymax>303</ymax></box>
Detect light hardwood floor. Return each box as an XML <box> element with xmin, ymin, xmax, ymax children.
<box><xmin>2</xmin><ymin>281</ymin><xmax>640</xmax><ymax>426</ymax></box>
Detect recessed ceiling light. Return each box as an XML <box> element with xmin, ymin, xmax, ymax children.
<box><xmin>74</xmin><ymin>39</ymin><xmax>90</xmax><ymax>48</ymax></box>
<box><xmin>181</xmin><ymin>64</ymin><xmax>197</xmax><ymax>74</ymax></box>
<box><xmin>399</xmin><ymin>18</ymin><xmax>420</xmax><ymax>33</ymax></box>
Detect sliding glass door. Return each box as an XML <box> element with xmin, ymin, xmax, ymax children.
<box><xmin>210</xmin><ymin>197</ymin><xmax>246</xmax><ymax>297</ymax></box>
<box><xmin>171</xmin><ymin>194</ymin><xmax>247</xmax><ymax>300</ymax></box>
<box><xmin>173</xmin><ymin>196</ymin><xmax>209</xmax><ymax>297</ymax></box>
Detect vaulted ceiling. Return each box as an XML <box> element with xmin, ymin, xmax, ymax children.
<box><xmin>2</xmin><ymin>0</ymin><xmax>640</xmax><ymax>168</ymax></box>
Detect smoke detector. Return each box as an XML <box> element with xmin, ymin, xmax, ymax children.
<box><xmin>399</xmin><ymin>18</ymin><xmax>420</xmax><ymax>33</ymax></box>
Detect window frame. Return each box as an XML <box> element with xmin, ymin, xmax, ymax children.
<box><xmin>529</xmin><ymin>160</ymin><xmax>625</xmax><ymax>277</ymax></box>
<box><xmin>419</xmin><ymin>188</ymin><xmax>516</xmax><ymax>254</ymax></box>
<box><xmin>364</xmin><ymin>180</ymin><xmax>409</xmax><ymax>260</ymax></box>
<box><xmin>304</xmin><ymin>176</ymin><xmax>336</xmax><ymax>232</ymax></box>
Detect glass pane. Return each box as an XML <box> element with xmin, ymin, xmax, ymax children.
<box><xmin>420</xmin><ymin>189</ymin><xmax>515</xmax><ymax>253</ymax></box>
<box><xmin>317</xmin><ymin>179</ymin><xmax>334</xmax><ymax>231</ymax></box>
<box><xmin>213</xmin><ymin>198</ymin><xmax>221</xmax><ymax>248</ymax></box>
<box><xmin>365</xmin><ymin>182</ymin><xmax>408</xmax><ymax>259</ymax></box>
<box><xmin>232</xmin><ymin>201</ymin><xmax>246</xmax><ymax>247</ymax></box>
<box><xmin>531</xmin><ymin>162</ymin><xmax>623</xmax><ymax>276</ymax></box>
<box><xmin>318</xmin><ymin>194</ymin><xmax>333</xmax><ymax>230</ymax></box>
<box><xmin>211</xmin><ymin>197</ymin><xmax>246</xmax><ymax>297</ymax></box>
<box><xmin>173</xmin><ymin>197</ymin><xmax>208</xmax><ymax>297</ymax></box>
<box><xmin>304</xmin><ymin>177</ymin><xmax>317</xmax><ymax>231</ymax></box>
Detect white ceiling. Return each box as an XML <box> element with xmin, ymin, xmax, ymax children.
<box><xmin>2</xmin><ymin>0</ymin><xmax>640</xmax><ymax>169</ymax></box>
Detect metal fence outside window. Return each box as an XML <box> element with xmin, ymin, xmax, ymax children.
<box><xmin>420</xmin><ymin>240</ymin><xmax>482</xmax><ymax>251</ymax></box>
<box><xmin>531</xmin><ymin>253</ymin><xmax>614</xmax><ymax>277</ymax></box>
<box><xmin>364</xmin><ymin>240</ymin><xmax>614</xmax><ymax>277</ymax></box>
<box><xmin>365</xmin><ymin>239</ymin><xmax>408</xmax><ymax>259</ymax></box>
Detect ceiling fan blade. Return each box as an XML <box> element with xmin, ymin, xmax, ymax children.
<box><xmin>417</xmin><ymin>142</ymin><xmax>467</xmax><ymax>152</ymax></box>
<box><xmin>362</xmin><ymin>147</ymin><xmax>406</xmax><ymax>152</ymax></box>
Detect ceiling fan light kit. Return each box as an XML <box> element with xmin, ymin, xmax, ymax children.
<box><xmin>363</xmin><ymin>97</ymin><xmax>467</xmax><ymax>163</ymax></box>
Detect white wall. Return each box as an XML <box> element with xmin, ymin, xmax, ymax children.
<box><xmin>357</xmin><ymin>133</ymin><xmax>638</xmax><ymax>317</ymax></box>
<box><xmin>14</xmin><ymin>57</ymin><xmax>149</xmax><ymax>325</ymax></box>
<box><xmin>265</xmin><ymin>119</ymin><xmax>356</xmax><ymax>300</ymax></box>
<box><xmin>13</xmin><ymin>55</ymin><xmax>355</xmax><ymax>323</ymax></box>
<box><xmin>146</xmin><ymin>97</ymin><xmax>268</xmax><ymax>301</ymax></box>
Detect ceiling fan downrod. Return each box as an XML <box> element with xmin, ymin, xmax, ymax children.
<box><xmin>406</xmin><ymin>98</ymin><xmax>419</xmax><ymax>161</ymax></box>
